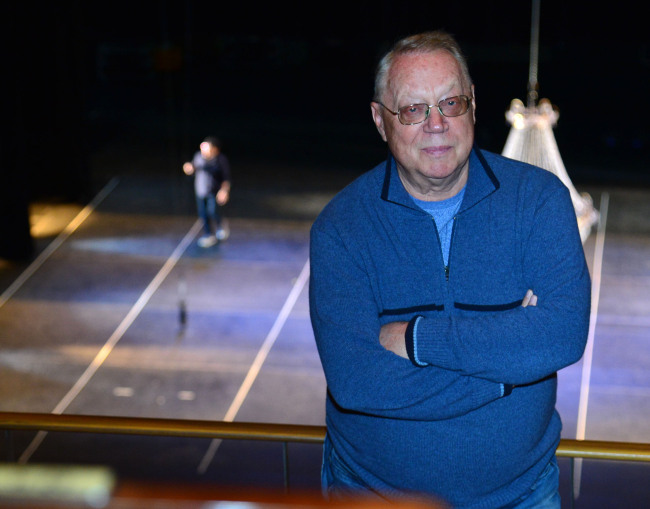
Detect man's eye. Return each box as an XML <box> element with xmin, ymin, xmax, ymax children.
<box><xmin>444</xmin><ymin>98</ymin><xmax>458</xmax><ymax>106</ymax></box>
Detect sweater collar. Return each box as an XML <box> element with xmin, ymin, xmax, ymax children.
<box><xmin>380</xmin><ymin>145</ymin><xmax>499</xmax><ymax>212</ymax></box>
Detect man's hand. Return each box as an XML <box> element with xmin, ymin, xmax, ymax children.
<box><xmin>216</xmin><ymin>188</ymin><xmax>230</xmax><ymax>205</ymax></box>
<box><xmin>379</xmin><ymin>321</ymin><xmax>409</xmax><ymax>359</ymax></box>
<box><xmin>182</xmin><ymin>162</ymin><xmax>194</xmax><ymax>175</ymax></box>
<box><xmin>217</xmin><ymin>182</ymin><xmax>231</xmax><ymax>205</ymax></box>
<box><xmin>522</xmin><ymin>289</ymin><xmax>538</xmax><ymax>307</ymax></box>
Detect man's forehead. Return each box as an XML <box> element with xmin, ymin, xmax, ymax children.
<box><xmin>387</xmin><ymin>51</ymin><xmax>464</xmax><ymax>96</ymax></box>
<box><xmin>391</xmin><ymin>50</ymin><xmax>459</xmax><ymax>77</ymax></box>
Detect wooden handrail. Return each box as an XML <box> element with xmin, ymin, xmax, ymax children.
<box><xmin>1</xmin><ymin>412</ymin><xmax>649</xmax><ymax>463</ymax></box>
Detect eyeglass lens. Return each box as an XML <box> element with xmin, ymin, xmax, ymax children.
<box><xmin>398</xmin><ymin>96</ymin><xmax>469</xmax><ymax>124</ymax></box>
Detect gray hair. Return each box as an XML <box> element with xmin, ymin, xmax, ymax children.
<box><xmin>374</xmin><ymin>31</ymin><xmax>473</xmax><ymax>102</ymax></box>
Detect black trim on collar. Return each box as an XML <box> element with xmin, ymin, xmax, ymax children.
<box><xmin>381</xmin><ymin>146</ymin><xmax>500</xmax><ymax>203</ymax></box>
<box><xmin>380</xmin><ymin>152</ymin><xmax>393</xmax><ymax>201</ymax></box>
<box><xmin>473</xmin><ymin>145</ymin><xmax>500</xmax><ymax>192</ymax></box>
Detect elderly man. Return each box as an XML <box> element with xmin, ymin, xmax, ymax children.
<box><xmin>309</xmin><ymin>31</ymin><xmax>590</xmax><ymax>508</ymax></box>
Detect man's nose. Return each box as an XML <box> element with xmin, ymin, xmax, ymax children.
<box><xmin>423</xmin><ymin>108</ymin><xmax>447</xmax><ymax>133</ymax></box>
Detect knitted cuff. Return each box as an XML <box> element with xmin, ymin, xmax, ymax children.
<box><xmin>405</xmin><ymin>315</ymin><xmax>425</xmax><ymax>367</ymax></box>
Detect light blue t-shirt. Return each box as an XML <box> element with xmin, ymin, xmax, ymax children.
<box><xmin>411</xmin><ymin>186</ymin><xmax>466</xmax><ymax>266</ymax></box>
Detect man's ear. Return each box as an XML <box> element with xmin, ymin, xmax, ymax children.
<box><xmin>470</xmin><ymin>85</ymin><xmax>476</xmax><ymax>124</ymax></box>
<box><xmin>370</xmin><ymin>102</ymin><xmax>388</xmax><ymax>142</ymax></box>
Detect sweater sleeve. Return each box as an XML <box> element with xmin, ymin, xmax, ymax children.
<box><xmin>309</xmin><ymin>221</ymin><xmax>505</xmax><ymax>421</ymax></box>
<box><xmin>413</xmin><ymin>184</ymin><xmax>591</xmax><ymax>385</ymax></box>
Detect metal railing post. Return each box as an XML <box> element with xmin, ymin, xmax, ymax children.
<box><xmin>282</xmin><ymin>441</ymin><xmax>290</xmax><ymax>493</ymax></box>
<box><xmin>3</xmin><ymin>430</ymin><xmax>14</xmax><ymax>462</ymax></box>
<box><xmin>569</xmin><ymin>457</ymin><xmax>575</xmax><ymax>509</ymax></box>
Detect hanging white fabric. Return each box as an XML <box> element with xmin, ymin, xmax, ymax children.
<box><xmin>501</xmin><ymin>0</ymin><xmax>599</xmax><ymax>243</ymax></box>
<box><xmin>502</xmin><ymin>98</ymin><xmax>599</xmax><ymax>243</ymax></box>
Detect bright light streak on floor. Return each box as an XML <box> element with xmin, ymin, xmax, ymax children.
<box><xmin>17</xmin><ymin>218</ymin><xmax>203</xmax><ymax>464</ymax></box>
<box><xmin>196</xmin><ymin>258</ymin><xmax>311</xmax><ymax>475</ymax></box>
<box><xmin>573</xmin><ymin>191</ymin><xmax>609</xmax><ymax>500</ymax></box>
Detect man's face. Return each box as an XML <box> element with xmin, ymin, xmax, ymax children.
<box><xmin>200</xmin><ymin>142</ymin><xmax>218</xmax><ymax>158</ymax></box>
<box><xmin>371</xmin><ymin>50</ymin><xmax>475</xmax><ymax>197</ymax></box>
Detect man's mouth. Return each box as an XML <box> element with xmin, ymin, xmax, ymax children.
<box><xmin>422</xmin><ymin>145</ymin><xmax>450</xmax><ymax>157</ymax></box>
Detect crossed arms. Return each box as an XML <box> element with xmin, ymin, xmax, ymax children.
<box><xmin>309</xmin><ymin>182</ymin><xmax>590</xmax><ymax>420</ymax></box>
<box><xmin>380</xmin><ymin>289</ymin><xmax>538</xmax><ymax>360</ymax></box>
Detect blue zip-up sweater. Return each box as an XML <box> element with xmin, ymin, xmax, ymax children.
<box><xmin>309</xmin><ymin>147</ymin><xmax>591</xmax><ymax>508</ymax></box>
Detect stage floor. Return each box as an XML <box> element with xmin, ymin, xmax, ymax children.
<box><xmin>1</xmin><ymin>172</ymin><xmax>649</xmax><ymax>508</ymax></box>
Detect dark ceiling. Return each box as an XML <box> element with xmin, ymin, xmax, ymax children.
<box><xmin>3</xmin><ymin>1</ymin><xmax>648</xmax><ymax>202</ymax></box>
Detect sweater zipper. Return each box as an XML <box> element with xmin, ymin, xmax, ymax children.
<box><xmin>445</xmin><ymin>215</ymin><xmax>458</xmax><ymax>281</ymax></box>
<box><xmin>431</xmin><ymin>217</ymin><xmax>451</xmax><ymax>282</ymax></box>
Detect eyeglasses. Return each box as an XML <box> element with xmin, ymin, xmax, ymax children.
<box><xmin>375</xmin><ymin>95</ymin><xmax>473</xmax><ymax>125</ymax></box>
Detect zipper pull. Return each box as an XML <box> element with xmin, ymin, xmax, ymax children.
<box><xmin>445</xmin><ymin>265</ymin><xmax>449</xmax><ymax>281</ymax></box>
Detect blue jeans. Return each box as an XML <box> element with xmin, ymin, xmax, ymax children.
<box><xmin>501</xmin><ymin>457</ymin><xmax>560</xmax><ymax>509</ymax></box>
<box><xmin>196</xmin><ymin>195</ymin><xmax>221</xmax><ymax>235</ymax></box>
<box><xmin>321</xmin><ymin>435</ymin><xmax>384</xmax><ymax>501</ymax></box>
<box><xmin>322</xmin><ymin>435</ymin><xmax>560</xmax><ymax>509</ymax></box>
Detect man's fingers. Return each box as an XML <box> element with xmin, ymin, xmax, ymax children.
<box><xmin>522</xmin><ymin>289</ymin><xmax>538</xmax><ymax>307</ymax></box>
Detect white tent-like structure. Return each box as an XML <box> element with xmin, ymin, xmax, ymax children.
<box><xmin>501</xmin><ymin>0</ymin><xmax>598</xmax><ymax>243</ymax></box>
<box><xmin>502</xmin><ymin>98</ymin><xmax>599</xmax><ymax>242</ymax></box>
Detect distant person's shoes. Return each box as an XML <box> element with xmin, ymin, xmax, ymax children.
<box><xmin>216</xmin><ymin>226</ymin><xmax>229</xmax><ymax>241</ymax></box>
<box><xmin>198</xmin><ymin>235</ymin><xmax>217</xmax><ymax>248</ymax></box>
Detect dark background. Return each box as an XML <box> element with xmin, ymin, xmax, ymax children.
<box><xmin>2</xmin><ymin>1</ymin><xmax>648</xmax><ymax>258</ymax></box>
